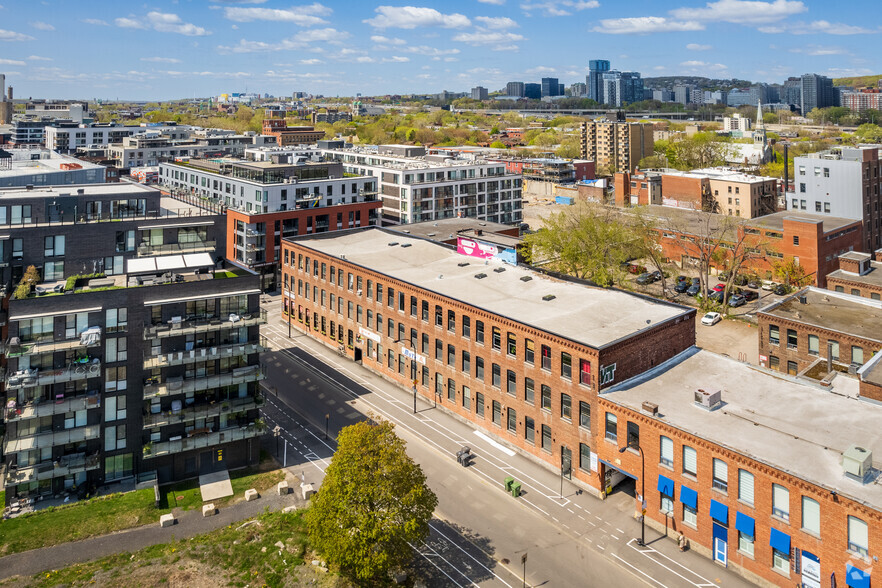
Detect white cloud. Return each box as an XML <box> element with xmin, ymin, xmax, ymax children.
<box><xmin>680</xmin><ymin>60</ymin><xmax>729</xmax><ymax>73</ymax></box>
<box><xmin>355</xmin><ymin>56</ymin><xmax>375</xmax><ymax>63</ymax></box>
<box><xmin>0</xmin><ymin>58</ymin><xmax>26</xmax><ymax>66</ymax></box>
<box><xmin>222</xmin><ymin>4</ymin><xmax>331</xmax><ymax>26</ymax></box>
<box><xmin>371</xmin><ymin>35</ymin><xmax>406</xmax><ymax>45</ymax></box>
<box><xmin>478</xmin><ymin>0</ymin><xmax>505</xmax><ymax>4</ymax></box>
<box><xmin>520</xmin><ymin>0</ymin><xmax>599</xmax><ymax>17</ymax></box>
<box><xmin>404</xmin><ymin>45</ymin><xmax>460</xmax><ymax>56</ymax></box>
<box><xmin>779</xmin><ymin>20</ymin><xmax>876</xmax><ymax>35</ymax></box>
<box><xmin>452</xmin><ymin>31</ymin><xmax>525</xmax><ymax>45</ymax></box>
<box><xmin>116</xmin><ymin>12</ymin><xmax>210</xmax><ymax>36</ymax></box>
<box><xmin>217</xmin><ymin>28</ymin><xmax>349</xmax><ymax>53</ymax></box>
<box><xmin>382</xmin><ymin>56</ymin><xmax>409</xmax><ymax>63</ymax></box>
<box><xmin>789</xmin><ymin>45</ymin><xmax>848</xmax><ymax>56</ymax></box>
<box><xmin>299</xmin><ymin>58</ymin><xmax>324</xmax><ymax>65</ymax></box>
<box><xmin>492</xmin><ymin>44</ymin><xmax>518</xmax><ymax>51</ymax></box>
<box><xmin>82</xmin><ymin>18</ymin><xmax>108</xmax><ymax>26</ymax></box>
<box><xmin>0</xmin><ymin>28</ymin><xmax>36</xmax><ymax>41</ymax></box>
<box><xmin>364</xmin><ymin>6</ymin><xmax>471</xmax><ymax>29</ymax></box>
<box><xmin>686</xmin><ymin>43</ymin><xmax>712</xmax><ymax>50</ymax></box>
<box><xmin>141</xmin><ymin>57</ymin><xmax>182</xmax><ymax>63</ymax></box>
<box><xmin>29</xmin><ymin>21</ymin><xmax>54</xmax><ymax>31</ymax></box>
<box><xmin>210</xmin><ymin>0</ymin><xmax>269</xmax><ymax>4</ymax></box>
<box><xmin>27</xmin><ymin>55</ymin><xmax>52</xmax><ymax>61</ymax></box>
<box><xmin>670</xmin><ymin>0</ymin><xmax>806</xmax><ymax>24</ymax></box>
<box><xmin>824</xmin><ymin>67</ymin><xmax>873</xmax><ymax>77</ymax></box>
<box><xmin>526</xmin><ymin>65</ymin><xmax>556</xmax><ymax>74</ymax></box>
<box><xmin>593</xmin><ymin>17</ymin><xmax>704</xmax><ymax>34</ymax></box>
<box><xmin>475</xmin><ymin>16</ymin><xmax>518</xmax><ymax>29</ymax></box>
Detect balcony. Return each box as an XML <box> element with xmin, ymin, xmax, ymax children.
<box><xmin>5</xmin><ymin>394</ymin><xmax>100</xmax><ymax>423</ymax></box>
<box><xmin>4</xmin><ymin>453</ymin><xmax>100</xmax><ymax>487</ymax></box>
<box><xmin>137</xmin><ymin>240</ymin><xmax>217</xmax><ymax>257</ymax></box>
<box><xmin>6</xmin><ymin>360</ymin><xmax>102</xmax><ymax>391</ymax></box>
<box><xmin>143</xmin><ymin>309</ymin><xmax>267</xmax><ymax>340</ymax></box>
<box><xmin>142</xmin><ymin>395</ymin><xmax>261</xmax><ymax>429</ymax></box>
<box><xmin>144</xmin><ymin>339</ymin><xmax>267</xmax><ymax>368</ymax></box>
<box><xmin>143</xmin><ymin>423</ymin><xmax>264</xmax><ymax>459</ymax></box>
<box><xmin>4</xmin><ymin>424</ymin><xmax>101</xmax><ymax>453</ymax></box>
<box><xmin>6</xmin><ymin>334</ymin><xmax>100</xmax><ymax>358</ymax></box>
<box><xmin>143</xmin><ymin>364</ymin><xmax>266</xmax><ymax>400</ymax></box>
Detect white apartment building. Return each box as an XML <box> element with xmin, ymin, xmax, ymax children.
<box><xmin>0</xmin><ymin>148</ymin><xmax>106</xmax><ymax>188</ymax></box>
<box><xmin>722</xmin><ymin>113</ymin><xmax>751</xmax><ymax>132</ymax></box>
<box><xmin>44</xmin><ymin>123</ymin><xmax>196</xmax><ymax>153</ymax></box>
<box><xmin>106</xmin><ymin>132</ymin><xmax>276</xmax><ymax>170</ymax></box>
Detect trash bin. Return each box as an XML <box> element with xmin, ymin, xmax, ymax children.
<box><xmin>511</xmin><ymin>481</ymin><xmax>522</xmax><ymax>497</ymax></box>
<box><xmin>504</xmin><ymin>476</ymin><xmax>514</xmax><ymax>492</ymax></box>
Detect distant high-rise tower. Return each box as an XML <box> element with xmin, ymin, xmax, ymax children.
<box><xmin>541</xmin><ymin>77</ymin><xmax>561</xmax><ymax>98</ymax></box>
<box><xmin>587</xmin><ymin>60</ymin><xmax>611</xmax><ymax>103</ymax></box>
<box><xmin>800</xmin><ymin>73</ymin><xmax>835</xmax><ymax>114</ymax></box>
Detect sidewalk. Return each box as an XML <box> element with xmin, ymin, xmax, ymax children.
<box><xmin>0</xmin><ymin>468</ymin><xmax>308</xmax><ymax>581</ymax></box>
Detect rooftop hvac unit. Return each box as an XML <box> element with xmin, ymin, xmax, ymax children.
<box><xmin>694</xmin><ymin>389</ymin><xmax>722</xmax><ymax>410</ymax></box>
<box><xmin>842</xmin><ymin>445</ymin><xmax>873</xmax><ymax>482</ymax></box>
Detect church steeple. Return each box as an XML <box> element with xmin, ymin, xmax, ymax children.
<box><xmin>753</xmin><ymin>100</ymin><xmax>767</xmax><ymax>144</ymax></box>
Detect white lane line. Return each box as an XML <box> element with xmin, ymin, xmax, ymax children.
<box><xmin>612</xmin><ymin>554</ymin><xmax>668</xmax><ymax>588</ymax></box>
<box><xmin>412</xmin><ymin>542</ymin><xmax>470</xmax><ymax>588</ymax></box>
<box><xmin>429</xmin><ymin>522</ymin><xmax>515</xmax><ymax>588</ymax></box>
<box><xmin>616</xmin><ymin>527</ymin><xmax>625</xmax><ymax>534</ymax></box>
<box><xmin>627</xmin><ymin>539</ymin><xmax>716</xmax><ymax>587</ymax></box>
<box><xmin>610</xmin><ymin>534</ymin><xmax>620</xmax><ymax>540</ymax></box>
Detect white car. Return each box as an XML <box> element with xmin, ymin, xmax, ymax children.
<box><xmin>701</xmin><ymin>312</ymin><xmax>722</xmax><ymax>326</ymax></box>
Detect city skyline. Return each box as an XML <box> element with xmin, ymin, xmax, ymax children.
<box><xmin>0</xmin><ymin>0</ymin><xmax>878</xmax><ymax>100</ymax></box>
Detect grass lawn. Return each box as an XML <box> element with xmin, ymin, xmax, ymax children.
<box><xmin>0</xmin><ymin>465</ymin><xmax>285</xmax><ymax>557</ymax></box>
<box><xmin>213</xmin><ymin>270</ymin><xmax>238</xmax><ymax>279</ymax></box>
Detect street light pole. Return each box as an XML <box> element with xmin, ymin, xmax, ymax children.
<box><xmin>620</xmin><ymin>442</ymin><xmax>646</xmax><ymax>546</ymax></box>
<box><xmin>521</xmin><ymin>552</ymin><xmax>527</xmax><ymax>588</ymax></box>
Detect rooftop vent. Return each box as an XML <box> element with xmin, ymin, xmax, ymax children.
<box><xmin>520</xmin><ymin>276</ymin><xmax>532</xmax><ymax>282</ymax></box>
<box><xmin>842</xmin><ymin>445</ymin><xmax>874</xmax><ymax>483</ymax></box>
<box><xmin>475</xmin><ymin>273</ymin><xmax>487</xmax><ymax>279</ymax></box>
<box><xmin>402</xmin><ymin>230</ymin><xmax>410</xmax><ymax>233</ymax></box>
<box><xmin>400</xmin><ymin>243</ymin><xmax>412</xmax><ymax>248</ymax></box>
<box><xmin>427</xmin><ymin>233</ymin><xmax>435</xmax><ymax>237</ymax></box>
<box><xmin>493</xmin><ymin>267</ymin><xmax>506</xmax><ymax>273</ymax></box>
<box><xmin>694</xmin><ymin>389</ymin><xmax>722</xmax><ymax>411</ymax></box>
<box><xmin>457</xmin><ymin>262</ymin><xmax>469</xmax><ymax>267</ymax></box>
<box><xmin>799</xmin><ymin>295</ymin><xmax>807</xmax><ymax>304</ymax></box>
<box><xmin>542</xmin><ymin>294</ymin><xmax>556</xmax><ymax>301</ymax></box>
<box><xmin>642</xmin><ymin>401</ymin><xmax>659</xmax><ymax>417</ymax></box>
<box><xmin>387</xmin><ymin>242</ymin><xmax>399</xmax><ymax>247</ymax></box>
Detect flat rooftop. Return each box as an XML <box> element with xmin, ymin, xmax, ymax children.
<box><xmin>0</xmin><ymin>182</ymin><xmax>157</xmax><ymax>200</ymax></box>
<box><xmin>745</xmin><ymin>211</ymin><xmax>858</xmax><ymax>234</ymax></box>
<box><xmin>664</xmin><ymin>167</ymin><xmax>776</xmax><ymax>184</ymax></box>
<box><xmin>0</xmin><ymin>152</ymin><xmax>105</xmax><ymax>178</ymax></box>
<box><xmin>289</xmin><ymin>228</ymin><xmax>692</xmax><ymax>349</ymax></box>
<box><xmin>604</xmin><ymin>347</ymin><xmax>882</xmax><ymax>508</ymax></box>
<box><xmin>827</xmin><ymin>261</ymin><xmax>882</xmax><ymax>288</ymax></box>
<box><xmin>387</xmin><ymin>217</ymin><xmax>519</xmax><ymax>243</ymax></box>
<box><xmin>759</xmin><ymin>287</ymin><xmax>882</xmax><ymax>343</ymax></box>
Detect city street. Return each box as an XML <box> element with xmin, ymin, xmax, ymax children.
<box><xmin>259</xmin><ymin>297</ymin><xmax>754</xmax><ymax>588</ymax></box>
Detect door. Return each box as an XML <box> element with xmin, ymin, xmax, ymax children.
<box><xmin>561</xmin><ymin>446</ymin><xmax>572</xmax><ymax>480</ymax></box>
<box><xmin>713</xmin><ymin>523</ymin><xmax>728</xmax><ymax>566</ymax></box>
<box><xmin>353</xmin><ymin>347</ymin><xmax>362</xmax><ymax>363</ymax></box>
<box><xmin>199</xmin><ymin>451</ymin><xmax>214</xmax><ymax>475</ymax></box>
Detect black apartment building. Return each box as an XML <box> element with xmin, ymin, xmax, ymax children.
<box><xmin>1</xmin><ymin>183</ymin><xmax>266</xmax><ymax>504</ymax></box>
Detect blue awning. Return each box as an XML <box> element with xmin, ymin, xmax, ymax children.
<box><xmin>657</xmin><ymin>475</ymin><xmax>674</xmax><ymax>497</ymax></box>
<box><xmin>709</xmin><ymin>499</ymin><xmax>728</xmax><ymax>523</ymax></box>
<box><xmin>769</xmin><ymin>527</ymin><xmax>790</xmax><ymax>553</ymax></box>
<box><xmin>680</xmin><ymin>485</ymin><xmax>697</xmax><ymax>508</ymax></box>
<box><xmin>846</xmin><ymin>564</ymin><xmax>871</xmax><ymax>588</ymax></box>
<box><xmin>735</xmin><ymin>512</ymin><xmax>755</xmax><ymax>537</ymax></box>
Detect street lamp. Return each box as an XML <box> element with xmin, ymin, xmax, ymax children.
<box><xmin>620</xmin><ymin>440</ymin><xmax>646</xmax><ymax>546</ymax></box>
<box><xmin>394</xmin><ymin>338</ymin><xmax>418</xmax><ymax>414</ymax></box>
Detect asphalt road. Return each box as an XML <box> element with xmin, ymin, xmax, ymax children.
<box><xmin>259</xmin><ymin>301</ymin><xmax>754</xmax><ymax>588</ymax></box>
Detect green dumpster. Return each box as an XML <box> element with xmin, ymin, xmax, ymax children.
<box><xmin>511</xmin><ymin>481</ymin><xmax>522</xmax><ymax>497</ymax></box>
<box><xmin>504</xmin><ymin>476</ymin><xmax>514</xmax><ymax>492</ymax></box>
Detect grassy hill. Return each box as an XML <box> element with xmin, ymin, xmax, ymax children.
<box><xmin>833</xmin><ymin>74</ymin><xmax>882</xmax><ymax>88</ymax></box>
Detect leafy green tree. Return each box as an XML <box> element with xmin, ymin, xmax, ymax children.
<box><xmin>489</xmin><ymin>140</ymin><xmax>507</xmax><ymax>149</ymax></box>
<box><xmin>305</xmin><ymin>420</ymin><xmax>437</xmax><ymax>583</ymax></box>
<box><xmin>854</xmin><ymin>123</ymin><xmax>882</xmax><ymax>143</ymax></box>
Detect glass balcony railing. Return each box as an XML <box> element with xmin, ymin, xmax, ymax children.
<box><xmin>4</xmin><ymin>453</ymin><xmax>100</xmax><ymax>487</ymax></box>
<box><xmin>5</xmin><ymin>394</ymin><xmax>101</xmax><ymax>423</ymax></box>
<box><xmin>143</xmin><ymin>309</ymin><xmax>267</xmax><ymax>340</ymax></box>
<box><xmin>143</xmin><ymin>339</ymin><xmax>267</xmax><ymax>368</ymax></box>
<box><xmin>137</xmin><ymin>240</ymin><xmax>217</xmax><ymax>257</ymax></box>
<box><xmin>4</xmin><ymin>424</ymin><xmax>101</xmax><ymax>453</ymax></box>
<box><xmin>142</xmin><ymin>395</ymin><xmax>261</xmax><ymax>429</ymax></box>
<box><xmin>143</xmin><ymin>424</ymin><xmax>263</xmax><ymax>459</ymax></box>
<box><xmin>6</xmin><ymin>361</ymin><xmax>102</xmax><ymax>391</ymax></box>
<box><xmin>143</xmin><ymin>364</ymin><xmax>266</xmax><ymax>400</ymax></box>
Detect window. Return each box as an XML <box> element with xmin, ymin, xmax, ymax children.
<box><xmin>626</xmin><ymin>421</ymin><xmax>639</xmax><ymax>448</ymax></box>
<box><xmin>793</xmin><ymin>235</ymin><xmax>799</xmax><ymax>246</ymax></box>
<box><xmin>561</xmin><ymin>394</ymin><xmax>572</xmax><ymax>420</ymax></box>
<box><xmin>106</xmin><ymin>337</ymin><xmax>127</xmax><ymax>363</ymax></box>
<box><xmin>738</xmin><ymin>531</ymin><xmax>754</xmax><ymax>557</ymax></box>
<box><xmin>738</xmin><ymin>470</ymin><xmax>754</xmax><ymax>505</ymax></box>
<box><xmin>605</xmin><ymin>412</ymin><xmax>617</xmax><ymax>442</ymax></box>
<box><xmin>769</xmin><ymin>325</ymin><xmax>779</xmax><ymax>345</ymax></box>
<box><xmin>492</xmin><ymin>363</ymin><xmax>501</xmax><ymax>387</ymax></box>
<box><xmin>661</xmin><ymin>494</ymin><xmax>674</xmax><ymax>516</ymax></box>
<box><xmin>683</xmin><ymin>503</ymin><xmax>697</xmax><ymax>526</ymax></box>
<box><xmin>541</xmin><ymin>344</ymin><xmax>551</xmax><ymax>370</ymax></box>
<box><xmin>107</xmin><ymin>308</ymin><xmax>128</xmax><ymax>333</ymax></box>
<box><xmin>105</xmin><ymin>366</ymin><xmax>127</xmax><ymax>392</ymax></box>
<box><xmin>541</xmin><ymin>385</ymin><xmax>551</xmax><ymax>411</ymax></box>
<box><xmin>104</xmin><ymin>424</ymin><xmax>126</xmax><ymax>451</ymax></box>
<box><xmin>492</xmin><ymin>400</ymin><xmax>502</xmax><ymax>426</ymax></box>
<box><xmin>683</xmin><ymin>446</ymin><xmax>697</xmax><ymax>476</ymax></box>
<box><xmin>525</xmin><ymin>339</ymin><xmax>534</xmax><ymax>364</ymax></box>
<box><xmin>848</xmin><ymin>516</ymin><xmax>869</xmax><ymax>556</ymax></box>
<box><xmin>447</xmin><ymin>378</ymin><xmax>455</xmax><ymax>402</ymax></box>
<box><xmin>786</xmin><ymin>329</ymin><xmax>797</xmax><ymax>349</ymax></box>
<box><xmin>462</xmin><ymin>351</ymin><xmax>470</xmax><ymax>374</ymax></box>
<box><xmin>772</xmin><ymin>484</ymin><xmax>789</xmax><ymax>521</ymax></box>
<box><xmin>801</xmin><ymin>496</ymin><xmax>820</xmax><ymax>535</ymax></box>
<box><xmin>476</xmin><ymin>392</ymin><xmax>484</xmax><ymax>418</ymax></box>
<box><xmin>579</xmin><ymin>359</ymin><xmax>591</xmax><ymax>385</ymax></box>
<box><xmin>524</xmin><ymin>377</ymin><xmax>535</xmax><ymax>404</ymax></box>
<box><xmin>507</xmin><ymin>408</ymin><xmax>517</xmax><ymax>433</ymax></box>
<box><xmin>772</xmin><ymin>549</ymin><xmax>789</xmax><ymax>573</ymax></box>
<box><xmin>44</xmin><ymin>235</ymin><xmax>65</xmax><ymax>257</ymax></box>
<box><xmin>525</xmin><ymin>416</ymin><xmax>535</xmax><ymax>444</ymax></box>
<box><xmin>829</xmin><ymin>340</ymin><xmax>840</xmax><ymax>361</ymax></box>
<box><xmin>579</xmin><ymin>443</ymin><xmax>591</xmax><ymax>471</ymax></box>
<box><xmin>447</xmin><ymin>310</ymin><xmax>455</xmax><ymax>332</ymax></box>
<box><xmin>770</xmin><ymin>355</ymin><xmax>779</xmax><ymax>370</ymax></box>
<box><xmin>462</xmin><ymin>316</ymin><xmax>470</xmax><ymax>339</ymax></box>
<box><xmin>561</xmin><ymin>352</ymin><xmax>572</xmax><ymax>380</ymax></box>
<box><xmin>712</xmin><ymin>459</ymin><xmax>728</xmax><ymax>492</ymax></box>
<box><xmin>475</xmin><ymin>357</ymin><xmax>484</xmax><ymax>381</ymax></box>
<box><xmin>462</xmin><ymin>386</ymin><xmax>471</xmax><ymax>410</ymax></box>
<box><xmin>435</xmin><ymin>305</ymin><xmax>442</xmax><ymax>326</ymax></box>
<box><xmin>492</xmin><ymin>327</ymin><xmax>501</xmax><ymax>350</ymax></box>
<box><xmin>579</xmin><ymin>402</ymin><xmax>591</xmax><ymax>430</ymax></box>
<box><xmin>435</xmin><ymin>339</ymin><xmax>443</xmax><ymax>361</ymax></box>
<box><xmin>808</xmin><ymin>335</ymin><xmax>819</xmax><ymax>356</ymax></box>
<box><xmin>660</xmin><ymin>436</ymin><xmax>673</xmax><ymax>467</ymax></box>
<box><xmin>447</xmin><ymin>344</ymin><xmax>455</xmax><ymax>367</ymax></box>
<box><xmin>104</xmin><ymin>395</ymin><xmax>127</xmax><ymax>422</ymax></box>
<box><xmin>475</xmin><ymin>320</ymin><xmax>484</xmax><ymax>344</ymax></box>
<box><xmin>504</xmin><ymin>370</ymin><xmax>516</xmax><ymax>395</ymax></box>
<box><xmin>541</xmin><ymin>425</ymin><xmax>551</xmax><ymax>453</ymax></box>
<box><xmin>852</xmin><ymin>345</ymin><xmax>864</xmax><ymax>365</ymax></box>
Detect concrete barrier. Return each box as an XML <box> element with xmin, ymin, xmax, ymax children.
<box><xmin>301</xmin><ymin>483</ymin><xmax>316</xmax><ymax>500</ymax></box>
<box><xmin>159</xmin><ymin>513</ymin><xmax>175</xmax><ymax>528</ymax></box>
<box><xmin>277</xmin><ymin>480</ymin><xmax>289</xmax><ymax>495</ymax></box>
<box><xmin>202</xmin><ymin>503</ymin><xmax>216</xmax><ymax>517</ymax></box>
<box><xmin>245</xmin><ymin>488</ymin><xmax>259</xmax><ymax>502</ymax></box>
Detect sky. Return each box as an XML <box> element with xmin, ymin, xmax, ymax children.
<box><xmin>0</xmin><ymin>0</ymin><xmax>878</xmax><ymax>100</ymax></box>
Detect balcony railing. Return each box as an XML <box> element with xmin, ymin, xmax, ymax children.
<box><xmin>6</xmin><ymin>361</ymin><xmax>102</xmax><ymax>391</ymax></box>
<box><xmin>6</xmin><ymin>337</ymin><xmax>96</xmax><ymax>358</ymax></box>
<box><xmin>143</xmin><ymin>424</ymin><xmax>263</xmax><ymax>459</ymax></box>
<box><xmin>5</xmin><ymin>394</ymin><xmax>101</xmax><ymax>423</ymax></box>
<box><xmin>142</xmin><ymin>395</ymin><xmax>261</xmax><ymax>429</ymax></box>
<box><xmin>4</xmin><ymin>424</ymin><xmax>101</xmax><ymax>453</ymax></box>
<box><xmin>143</xmin><ymin>340</ymin><xmax>267</xmax><ymax>368</ymax></box>
<box><xmin>4</xmin><ymin>453</ymin><xmax>100</xmax><ymax>487</ymax></box>
<box><xmin>143</xmin><ymin>364</ymin><xmax>266</xmax><ymax>400</ymax></box>
<box><xmin>143</xmin><ymin>309</ymin><xmax>267</xmax><ymax>340</ymax></box>
<box><xmin>137</xmin><ymin>240</ymin><xmax>217</xmax><ymax>257</ymax></box>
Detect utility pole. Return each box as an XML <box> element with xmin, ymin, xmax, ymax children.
<box><xmin>521</xmin><ymin>552</ymin><xmax>527</xmax><ymax>588</ymax></box>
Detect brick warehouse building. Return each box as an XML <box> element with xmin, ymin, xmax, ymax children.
<box><xmin>282</xmin><ymin>228</ymin><xmax>881</xmax><ymax>587</ymax></box>
<box><xmin>826</xmin><ymin>250</ymin><xmax>882</xmax><ymax>299</ymax></box>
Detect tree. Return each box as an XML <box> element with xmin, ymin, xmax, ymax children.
<box><xmin>305</xmin><ymin>420</ymin><xmax>437</xmax><ymax>583</ymax></box>
<box><xmin>854</xmin><ymin>123</ymin><xmax>882</xmax><ymax>143</ymax></box>
<box><xmin>668</xmin><ymin>132</ymin><xmax>733</xmax><ymax>169</ymax></box>
<box><xmin>489</xmin><ymin>140</ymin><xmax>507</xmax><ymax>149</ymax></box>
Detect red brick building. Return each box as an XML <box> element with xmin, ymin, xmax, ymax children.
<box><xmin>826</xmin><ymin>251</ymin><xmax>882</xmax><ymax>300</ymax></box>
<box><xmin>262</xmin><ymin>111</ymin><xmax>324</xmax><ymax>147</ymax></box>
<box><xmin>282</xmin><ymin>228</ymin><xmax>882</xmax><ymax>586</ymax></box>
<box><xmin>614</xmin><ymin>171</ymin><xmax>662</xmax><ymax>207</ymax></box>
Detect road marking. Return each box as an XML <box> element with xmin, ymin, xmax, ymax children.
<box><xmin>429</xmin><ymin>522</ymin><xmax>515</xmax><ymax>588</ymax></box>
<box><xmin>612</xmin><ymin>554</ymin><xmax>669</xmax><ymax>588</ymax></box>
<box><xmin>627</xmin><ymin>539</ymin><xmax>717</xmax><ymax>587</ymax></box>
<box><xmin>473</xmin><ymin>430</ymin><xmax>516</xmax><ymax>456</ymax></box>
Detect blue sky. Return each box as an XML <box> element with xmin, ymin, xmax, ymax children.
<box><xmin>0</xmin><ymin>0</ymin><xmax>878</xmax><ymax>100</ymax></box>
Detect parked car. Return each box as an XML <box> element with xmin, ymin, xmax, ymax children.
<box><xmin>674</xmin><ymin>280</ymin><xmax>690</xmax><ymax>293</ymax></box>
<box><xmin>774</xmin><ymin>284</ymin><xmax>790</xmax><ymax>296</ymax></box>
<box><xmin>729</xmin><ymin>294</ymin><xmax>747</xmax><ymax>307</ymax></box>
<box><xmin>627</xmin><ymin>263</ymin><xmax>647</xmax><ymax>275</ymax></box>
<box><xmin>636</xmin><ymin>272</ymin><xmax>657</xmax><ymax>285</ymax></box>
<box><xmin>676</xmin><ymin>275</ymin><xmax>688</xmax><ymax>283</ymax></box>
<box><xmin>712</xmin><ymin>283</ymin><xmax>727</xmax><ymax>292</ymax></box>
<box><xmin>747</xmin><ymin>280</ymin><xmax>760</xmax><ymax>290</ymax></box>
<box><xmin>687</xmin><ymin>283</ymin><xmax>701</xmax><ymax>296</ymax></box>
<box><xmin>742</xmin><ymin>290</ymin><xmax>759</xmax><ymax>302</ymax></box>
<box><xmin>761</xmin><ymin>280</ymin><xmax>776</xmax><ymax>291</ymax></box>
<box><xmin>709</xmin><ymin>290</ymin><xmax>726</xmax><ymax>303</ymax></box>
<box><xmin>701</xmin><ymin>312</ymin><xmax>722</xmax><ymax>326</ymax></box>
